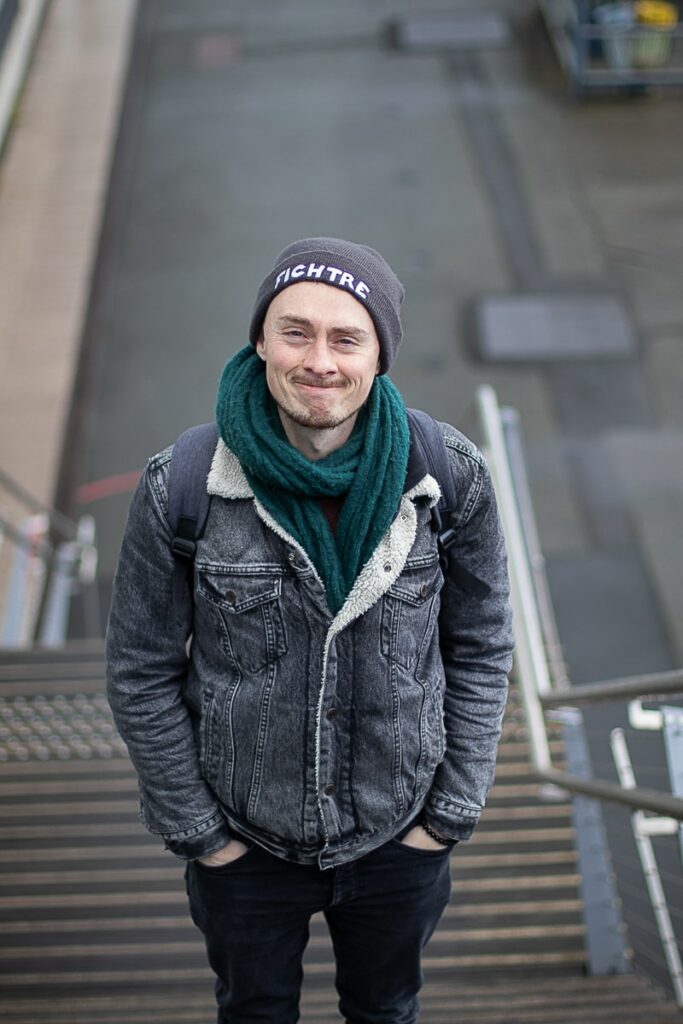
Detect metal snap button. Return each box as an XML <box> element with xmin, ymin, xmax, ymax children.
<box><xmin>324</xmin><ymin>783</ymin><xmax>336</xmax><ymax>797</ymax></box>
<box><xmin>326</xmin><ymin>708</ymin><xmax>338</xmax><ymax>721</ymax></box>
<box><xmin>225</xmin><ymin>590</ymin><xmax>237</xmax><ymax>605</ymax></box>
<box><xmin>288</xmin><ymin>552</ymin><xmax>296</xmax><ymax>563</ymax></box>
<box><xmin>419</xmin><ymin>583</ymin><xmax>429</xmax><ymax>598</ymax></box>
<box><xmin>383</xmin><ymin>563</ymin><xmax>392</xmax><ymax>573</ymax></box>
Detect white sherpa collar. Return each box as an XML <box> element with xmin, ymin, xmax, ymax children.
<box><xmin>207</xmin><ymin>439</ymin><xmax>252</xmax><ymax>498</ymax></box>
<box><xmin>325</xmin><ymin>472</ymin><xmax>438</xmax><ymax>635</ymax></box>
<box><xmin>206</xmin><ymin>438</ymin><xmax>441</xmax><ymax>508</ymax></box>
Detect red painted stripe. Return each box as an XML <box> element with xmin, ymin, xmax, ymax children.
<box><xmin>76</xmin><ymin>470</ymin><xmax>142</xmax><ymax>505</ymax></box>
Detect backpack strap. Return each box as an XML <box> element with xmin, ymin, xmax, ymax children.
<box><xmin>167</xmin><ymin>422</ymin><xmax>219</xmax><ymax>618</ymax></box>
<box><xmin>407</xmin><ymin>408</ymin><xmax>459</xmax><ymax>571</ymax></box>
<box><xmin>407</xmin><ymin>409</ymin><xmax>491</xmax><ymax>600</ymax></box>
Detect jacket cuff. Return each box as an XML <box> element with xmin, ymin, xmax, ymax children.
<box><xmin>424</xmin><ymin>792</ymin><xmax>481</xmax><ymax>842</ymax></box>
<box><xmin>157</xmin><ymin>812</ymin><xmax>233</xmax><ymax>861</ymax></box>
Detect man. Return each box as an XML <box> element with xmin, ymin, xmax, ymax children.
<box><xmin>106</xmin><ymin>237</ymin><xmax>514</xmax><ymax>1024</ymax></box>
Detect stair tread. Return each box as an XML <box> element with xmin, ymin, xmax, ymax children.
<box><xmin>0</xmin><ymin>656</ymin><xmax>676</xmax><ymax>1022</ymax></box>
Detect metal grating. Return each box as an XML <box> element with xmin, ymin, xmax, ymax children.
<box><xmin>0</xmin><ymin>694</ymin><xmax>126</xmax><ymax>762</ymax></box>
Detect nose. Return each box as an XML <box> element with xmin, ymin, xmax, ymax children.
<box><xmin>302</xmin><ymin>338</ymin><xmax>336</xmax><ymax>376</ymax></box>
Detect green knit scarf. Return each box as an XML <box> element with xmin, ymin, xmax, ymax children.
<box><xmin>215</xmin><ymin>345</ymin><xmax>410</xmax><ymax>615</ymax></box>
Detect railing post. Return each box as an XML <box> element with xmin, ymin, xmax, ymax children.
<box><xmin>561</xmin><ymin>709</ymin><xmax>630</xmax><ymax>974</ymax></box>
<box><xmin>612</xmin><ymin>728</ymin><xmax>683</xmax><ymax>1006</ymax></box>
<box><xmin>662</xmin><ymin>707</ymin><xmax>683</xmax><ymax>861</ymax></box>
<box><xmin>1</xmin><ymin>513</ymin><xmax>49</xmax><ymax>647</ymax></box>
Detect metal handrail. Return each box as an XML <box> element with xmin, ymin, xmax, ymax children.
<box><xmin>0</xmin><ymin>465</ymin><xmax>77</xmax><ymax>540</ymax></box>
<box><xmin>476</xmin><ymin>386</ymin><xmax>554</xmax><ymax>772</ymax></box>
<box><xmin>0</xmin><ymin>509</ymin><xmax>52</xmax><ymax>559</ymax></box>
<box><xmin>538</xmin><ymin>767</ymin><xmax>683</xmax><ymax>821</ymax></box>
<box><xmin>474</xmin><ymin>385</ymin><xmax>683</xmax><ymax>820</ymax></box>
<box><xmin>0</xmin><ymin>466</ymin><xmax>98</xmax><ymax>647</ymax></box>
<box><xmin>501</xmin><ymin>407</ymin><xmax>569</xmax><ymax>690</ymax></box>
<box><xmin>542</xmin><ymin>669</ymin><xmax>683</xmax><ymax>708</ymax></box>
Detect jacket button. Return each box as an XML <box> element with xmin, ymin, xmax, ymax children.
<box><xmin>383</xmin><ymin>563</ymin><xmax>392</xmax><ymax>573</ymax></box>
<box><xmin>420</xmin><ymin>583</ymin><xmax>429</xmax><ymax>597</ymax></box>
<box><xmin>324</xmin><ymin>783</ymin><xmax>336</xmax><ymax>797</ymax></box>
<box><xmin>326</xmin><ymin>707</ymin><xmax>337</xmax><ymax>721</ymax></box>
<box><xmin>225</xmin><ymin>590</ymin><xmax>237</xmax><ymax>605</ymax></box>
<box><xmin>288</xmin><ymin>552</ymin><xmax>296</xmax><ymax>563</ymax></box>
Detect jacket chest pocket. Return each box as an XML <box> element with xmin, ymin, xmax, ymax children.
<box><xmin>380</xmin><ymin>563</ymin><xmax>443</xmax><ymax>671</ymax></box>
<box><xmin>196</xmin><ymin>570</ymin><xmax>288</xmax><ymax>673</ymax></box>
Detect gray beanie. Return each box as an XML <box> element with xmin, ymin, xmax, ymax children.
<box><xmin>249</xmin><ymin>237</ymin><xmax>405</xmax><ymax>374</ymax></box>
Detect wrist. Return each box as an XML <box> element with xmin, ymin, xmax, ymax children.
<box><xmin>420</xmin><ymin>819</ymin><xmax>453</xmax><ymax>846</ymax></box>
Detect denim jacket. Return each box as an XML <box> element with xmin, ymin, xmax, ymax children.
<box><xmin>105</xmin><ymin>421</ymin><xmax>514</xmax><ymax>868</ymax></box>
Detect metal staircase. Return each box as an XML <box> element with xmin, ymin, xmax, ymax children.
<box><xmin>0</xmin><ymin>647</ymin><xmax>680</xmax><ymax>1023</ymax></box>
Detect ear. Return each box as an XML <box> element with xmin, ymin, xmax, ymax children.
<box><xmin>256</xmin><ymin>333</ymin><xmax>266</xmax><ymax>361</ymax></box>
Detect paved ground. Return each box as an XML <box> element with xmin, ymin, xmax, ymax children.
<box><xmin>59</xmin><ymin>1</ymin><xmax>683</xmax><ymax>671</ymax></box>
<box><xmin>2</xmin><ymin>0</ymin><xmax>683</xmax><ymax>1007</ymax></box>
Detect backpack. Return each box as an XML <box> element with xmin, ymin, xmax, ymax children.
<box><xmin>167</xmin><ymin>412</ymin><xmax>490</xmax><ymax>613</ymax></box>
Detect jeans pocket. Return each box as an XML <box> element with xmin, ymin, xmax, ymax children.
<box><xmin>389</xmin><ymin>838</ymin><xmax>453</xmax><ymax>858</ymax></box>
<box><xmin>192</xmin><ymin>843</ymin><xmax>258</xmax><ymax>875</ymax></box>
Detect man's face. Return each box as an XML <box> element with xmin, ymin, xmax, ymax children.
<box><xmin>256</xmin><ymin>282</ymin><xmax>381</xmax><ymax>432</ymax></box>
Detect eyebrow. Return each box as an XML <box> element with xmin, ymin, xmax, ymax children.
<box><xmin>275</xmin><ymin>315</ymin><xmax>371</xmax><ymax>339</ymax></box>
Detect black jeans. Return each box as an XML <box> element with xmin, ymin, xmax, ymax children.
<box><xmin>185</xmin><ymin>835</ymin><xmax>452</xmax><ymax>1024</ymax></box>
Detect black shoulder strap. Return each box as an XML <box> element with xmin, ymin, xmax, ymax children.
<box><xmin>407</xmin><ymin>408</ymin><xmax>456</xmax><ymax>513</ymax></box>
<box><xmin>167</xmin><ymin>422</ymin><xmax>219</xmax><ymax>616</ymax></box>
<box><xmin>168</xmin><ymin>422</ymin><xmax>218</xmax><ymax>550</ymax></box>
<box><xmin>408</xmin><ymin>408</ymin><xmax>458</xmax><ymax>565</ymax></box>
<box><xmin>407</xmin><ymin>409</ymin><xmax>490</xmax><ymax>600</ymax></box>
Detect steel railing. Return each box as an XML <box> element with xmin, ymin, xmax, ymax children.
<box><xmin>475</xmin><ymin>384</ymin><xmax>683</xmax><ymax>820</ymax></box>
<box><xmin>0</xmin><ymin>465</ymin><xmax>98</xmax><ymax>647</ymax></box>
<box><xmin>473</xmin><ymin>383</ymin><xmax>683</xmax><ymax>999</ymax></box>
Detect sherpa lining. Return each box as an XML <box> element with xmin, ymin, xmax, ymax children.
<box><xmin>206</xmin><ymin>436</ymin><xmax>441</xmax><ymax>626</ymax></box>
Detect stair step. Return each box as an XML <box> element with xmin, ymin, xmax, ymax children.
<box><xmin>0</xmin><ymin>901</ymin><xmax>586</xmax><ymax>931</ymax></box>
<box><xmin>0</xmin><ymin>845</ymin><xmax>577</xmax><ymax>870</ymax></box>
<box><xmin>1</xmin><ymin>657</ymin><xmax>679</xmax><ymax>1022</ymax></box>
<box><xmin>495</xmin><ymin>739</ymin><xmax>565</xmax><ymax>760</ymax></box>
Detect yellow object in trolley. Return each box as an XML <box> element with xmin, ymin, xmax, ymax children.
<box><xmin>633</xmin><ymin>0</ymin><xmax>678</xmax><ymax>66</ymax></box>
<box><xmin>634</xmin><ymin>2</ymin><xmax>678</xmax><ymax>27</ymax></box>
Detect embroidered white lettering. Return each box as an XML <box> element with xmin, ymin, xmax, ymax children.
<box><xmin>275</xmin><ymin>264</ymin><xmax>370</xmax><ymax>300</ymax></box>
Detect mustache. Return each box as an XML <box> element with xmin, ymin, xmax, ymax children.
<box><xmin>291</xmin><ymin>376</ymin><xmax>345</xmax><ymax>388</ymax></box>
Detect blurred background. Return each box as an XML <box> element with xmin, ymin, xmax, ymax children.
<box><xmin>0</xmin><ymin>2</ymin><xmax>682</xmax><ymax>1021</ymax></box>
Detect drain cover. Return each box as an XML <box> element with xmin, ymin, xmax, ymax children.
<box><xmin>474</xmin><ymin>292</ymin><xmax>638</xmax><ymax>361</ymax></box>
<box><xmin>391</xmin><ymin>11</ymin><xmax>511</xmax><ymax>51</ymax></box>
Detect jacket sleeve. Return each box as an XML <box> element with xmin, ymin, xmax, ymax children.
<box><xmin>424</xmin><ymin>431</ymin><xmax>514</xmax><ymax>842</ymax></box>
<box><xmin>105</xmin><ymin>453</ymin><xmax>232</xmax><ymax>860</ymax></box>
